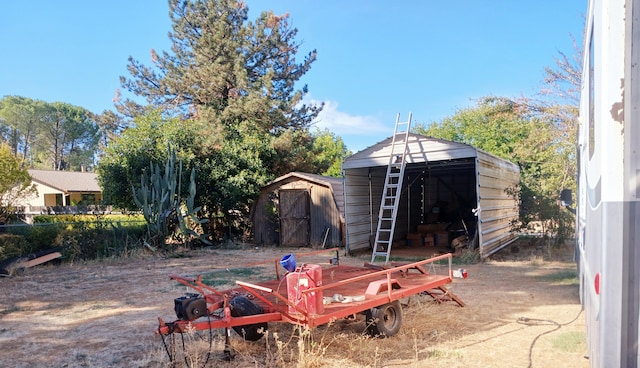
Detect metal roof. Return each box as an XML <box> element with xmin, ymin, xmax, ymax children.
<box><xmin>28</xmin><ymin>169</ymin><xmax>101</xmax><ymax>193</ymax></box>
<box><xmin>342</xmin><ymin>133</ymin><xmax>480</xmax><ymax>170</ymax></box>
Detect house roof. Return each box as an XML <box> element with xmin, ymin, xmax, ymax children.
<box><xmin>28</xmin><ymin>169</ymin><xmax>101</xmax><ymax>193</ymax></box>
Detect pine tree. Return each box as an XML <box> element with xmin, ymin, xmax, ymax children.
<box><xmin>110</xmin><ymin>0</ymin><xmax>324</xmax><ymax>238</ymax></box>
<box><xmin>117</xmin><ymin>0</ymin><xmax>321</xmax><ymax>132</ymax></box>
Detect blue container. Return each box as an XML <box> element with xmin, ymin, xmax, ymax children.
<box><xmin>280</xmin><ymin>253</ymin><xmax>296</xmax><ymax>272</ymax></box>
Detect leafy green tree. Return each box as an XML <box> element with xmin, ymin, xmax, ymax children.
<box><xmin>91</xmin><ymin>110</ymin><xmax>126</xmax><ymax>151</ymax></box>
<box><xmin>96</xmin><ymin>108</ymin><xmax>268</xmax><ymax>241</ymax></box>
<box><xmin>541</xmin><ymin>34</ymin><xmax>582</xmax><ymax>106</ymax></box>
<box><xmin>0</xmin><ymin>143</ymin><xmax>37</xmax><ymax>223</ymax></box>
<box><xmin>519</xmin><ymin>38</ymin><xmax>582</xmax><ymax>245</ymax></box>
<box><xmin>112</xmin><ymin>0</ymin><xmax>323</xmax><ymax>237</ymax></box>
<box><xmin>193</xmin><ymin>128</ymin><xmax>272</xmax><ymax>240</ymax></box>
<box><xmin>419</xmin><ymin>97</ymin><xmax>533</xmax><ymax>158</ymax></box>
<box><xmin>538</xmin><ymin>38</ymin><xmax>582</xmax><ymax>196</ymax></box>
<box><xmin>35</xmin><ymin>102</ymin><xmax>101</xmax><ymax>170</ymax></box>
<box><xmin>0</xmin><ymin>96</ymin><xmax>101</xmax><ymax>171</ymax></box>
<box><xmin>97</xmin><ymin>110</ymin><xmax>200</xmax><ymax>210</ymax></box>
<box><xmin>0</xmin><ymin>96</ymin><xmax>44</xmax><ymax>163</ymax></box>
<box><xmin>310</xmin><ymin>128</ymin><xmax>351</xmax><ymax>177</ymax></box>
<box><xmin>416</xmin><ymin>96</ymin><xmax>576</xmax><ymax>246</ymax></box>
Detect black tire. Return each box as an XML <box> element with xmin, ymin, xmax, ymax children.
<box><xmin>230</xmin><ymin>296</ymin><xmax>267</xmax><ymax>341</ymax></box>
<box><xmin>365</xmin><ymin>300</ymin><xmax>403</xmax><ymax>337</ymax></box>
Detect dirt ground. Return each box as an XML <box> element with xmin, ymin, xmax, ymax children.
<box><xmin>0</xmin><ymin>240</ymin><xmax>588</xmax><ymax>368</ymax></box>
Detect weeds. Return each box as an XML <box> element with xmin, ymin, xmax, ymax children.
<box><xmin>262</xmin><ymin>324</ymin><xmax>335</xmax><ymax>368</ymax></box>
<box><xmin>295</xmin><ymin>325</ymin><xmax>332</xmax><ymax>368</ymax></box>
<box><xmin>159</xmin><ymin>323</ymin><xmax>224</xmax><ymax>367</ymax></box>
<box><xmin>528</xmin><ymin>255</ymin><xmax>546</xmax><ymax>266</ymax></box>
<box><xmin>551</xmin><ymin>331</ymin><xmax>586</xmax><ymax>353</ymax></box>
<box><xmin>1</xmin><ymin>217</ymin><xmax>147</xmax><ymax>263</ymax></box>
<box><xmin>425</xmin><ymin>349</ymin><xmax>462</xmax><ymax>359</ymax></box>
<box><xmin>453</xmin><ymin>249</ymin><xmax>480</xmax><ymax>264</ymax></box>
<box><xmin>0</xmin><ymin>305</ymin><xmax>20</xmax><ymax>316</ymax></box>
<box><xmin>157</xmin><ymin>323</ymin><xmax>336</xmax><ymax>368</ymax></box>
<box><xmin>540</xmin><ymin>269</ymin><xmax>579</xmax><ymax>285</ymax></box>
<box><xmin>199</xmin><ymin>267</ymin><xmax>271</xmax><ymax>288</ymax></box>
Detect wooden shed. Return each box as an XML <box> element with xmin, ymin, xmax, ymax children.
<box><xmin>250</xmin><ymin>172</ymin><xmax>345</xmax><ymax>247</ymax></box>
<box><xmin>342</xmin><ymin>133</ymin><xmax>520</xmax><ymax>258</ymax></box>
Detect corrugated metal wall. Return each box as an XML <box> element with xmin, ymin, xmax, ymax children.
<box><xmin>343</xmin><ymin>135</ymin><xmax>520</xmax><ymax>258</ymax></box>
<box><xmin>344</xmin><ymin>162</ymin><xmax>479</xmax><ymax>253</ymax></box>
<box><xmin>343</xmin><ymin>168</ymin><xmax>384</xmax><ymax>251</ymax></box>
<box><xmin>475</xmin><ymin>150</ymin><xmax>521</xmax><ymax>257</ymax></box>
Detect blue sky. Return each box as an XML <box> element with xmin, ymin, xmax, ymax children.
<box><xmin>1</xmin><ymin>1</ymin><xmax>585</xmax><ymax>152</ymax></box>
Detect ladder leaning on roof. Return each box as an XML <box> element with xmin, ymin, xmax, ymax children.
<box><xmin>371</xmin><ymin>113</ymin><xmax>412</xmax><ymax>263</ymax></box>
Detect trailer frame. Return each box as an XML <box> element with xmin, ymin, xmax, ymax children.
<box><xmin>156</xmin><ymin>248</ymin><xmax>463</xmax><ymax>346</ymax></box>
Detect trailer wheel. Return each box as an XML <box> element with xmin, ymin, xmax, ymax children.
<box><xmin>230</xmin><ymin>296</ymin><xmax>267</xmax><ymax>341</ymax></box>
<box><xmin>365</xmin><ymin>300</ymin><xmax>403</xmax><ymax>337</ymax></box>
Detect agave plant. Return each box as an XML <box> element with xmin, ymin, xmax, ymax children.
<box><xmin>133</xmin><ymin>145</ymin><xmax>209</xmax><ymax>248</ymax></box>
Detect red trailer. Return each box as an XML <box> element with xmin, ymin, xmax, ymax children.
<box><xmin>156</xmin><ymin>248</ymin><xmax>464</xmax><ymax>358</ymax></box>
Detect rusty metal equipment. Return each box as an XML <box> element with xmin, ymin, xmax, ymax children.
<box><xmin>156</xmin><ymin>248</ymin><xmax>464</xmax><ymax>361</ymax></box>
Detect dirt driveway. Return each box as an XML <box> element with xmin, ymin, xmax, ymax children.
<box><xmin>0</xmin><ymin>241</ymin><xmax>588</xmax><ymax>368</ymax></box>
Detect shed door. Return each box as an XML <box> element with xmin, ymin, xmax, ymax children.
<box><xmin>280</xmin><ymin>189</ymin><xmax>310</xmax><ymax>246</ymax></box>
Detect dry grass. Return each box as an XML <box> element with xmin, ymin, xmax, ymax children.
<box><xmin>0</xmin><ymin>240</ymin><xmax>588</xmax><ymax>367</ymax></box>
<box><xmin>157</xmin><ymin>293</ymin><xmax>585</xmax><ymax>368</ymax></box>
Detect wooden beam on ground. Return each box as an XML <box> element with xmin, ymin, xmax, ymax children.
<box><xmin>25</xmin><ymin>252</ymin><xmax>62</xmax><ymax>268</ymax></box>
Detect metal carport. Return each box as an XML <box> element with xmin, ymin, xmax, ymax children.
<box><xmin>342</xmin><ymin>133</ymin><xmax>520</xmax><ymax>258</ymax></box>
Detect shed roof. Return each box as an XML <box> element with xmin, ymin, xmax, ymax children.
<box><xmin>28</xmin><ymin>169</ymin><xmax>101</xmax><ymax>192</ymax></box>
<box><xmin>343</xmin><ymin>133</ymin><xmax>480</xmax><ymax>170</ymax></box>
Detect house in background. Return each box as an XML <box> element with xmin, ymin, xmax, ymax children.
<box><xmin>26</xmin><ymin>169</ymin><xmax>102</xmax><ymax>208</ymax></box>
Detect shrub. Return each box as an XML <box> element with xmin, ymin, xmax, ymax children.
<box><xmin>7</xmin><ymin>224</ymin><xmax>63</xmax><ymax>254</ymax></box>
<box><xmin>0</xmin><ymin>234</ymin><xmax>29</xmax><ymax>260</ymax></box>
<box><xmin>56</xmin><ymin>221</ymin><xmax>147</xmax><ymax>261</ymax></box>
<box><xmin>2</xmin><ymin>218</ymin><xmax>147</xmax><ymax>262</ymax></box>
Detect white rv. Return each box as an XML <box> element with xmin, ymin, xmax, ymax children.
<box><xmin>577</xmin><ymin>0</ymin><xmax>640</xmax><ymax>366</ymax></box>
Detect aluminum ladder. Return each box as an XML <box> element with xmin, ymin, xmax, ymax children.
<box><xmin>371</xmin><ymin>113</ymin><xmax>412</xmax><ymax>263</ymax></box>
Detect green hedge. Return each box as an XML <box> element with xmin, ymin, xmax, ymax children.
<box><xmin>1</xmin><ymin>217</ymin><xmax>147</xmax><ymax>262</ymax></box>
<box><xmin>5</xmin><ymin>224</ymin><xmax>62</xmax><ymax>254</ymax></box>
<box><xmin>0</xmin><ymin>234</ymin><xmax>30</xmax><ymax>260</ymax></box>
